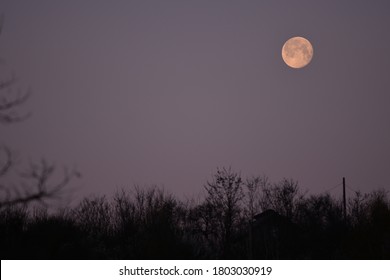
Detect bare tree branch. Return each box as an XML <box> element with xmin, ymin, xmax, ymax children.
<box><xmin>0</xmin><ymin>19</ymin><xmax>78</xmax><ymax>209</ymax></box>
<box><xmin>0</xmin><ymin>77</ymin><xmax>31</xmax><ymax>123</ymax></box>
<box><xmin>0</xmin><ymin>146</ymin><xmax>13</xmax><ymax>176</ymax></box>
<box><xmin>0</xmin><ymin>18</ymin><xmax>31</xmax><ymax>124</ymax></box>
<box><xmin>0</xmin><ymin>159</ymin><xmax>80</xmax><ymax>209</ymax></box>
<box><xmin>204</xmin><ymin>167</ymin><xmax>244</xmax><ymax>256</ymax></box>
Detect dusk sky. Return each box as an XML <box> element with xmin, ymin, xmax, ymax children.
<box><xmin>1</xmin><ymin>0</ymin><xmax>389</xmax><ymax>199</ymax></box>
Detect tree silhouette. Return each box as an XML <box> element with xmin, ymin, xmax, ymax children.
<box><xmin>259</xmin><ymin>178</ymin><xmax>304</xmax><ymax>220</ymax></box>
<box><xmin>204</xmin><ymin>167</ymin><xmax>244</xmax><ymax>257</ymax></box>
<box><xmin>0</xmin><ymin>17</ymin><xmax>30</xmax><ymax>124</ymax></box>
<box><xmin>0</xmin><ymin>75</ymin><xmax>30</xmax><ymax>124</ymax></box>
<box><xmin>244</xmin><ymin>175</ymin><xmax>268</xmax><ymax>220</ymax></box>
<box><xmin>0</xmin><ymin>19</ymin><xmax>79</xmax><ymax>209</ymax></box>
<box><xmin>1</xmin><ymin>172</ymin><xmax>389</xmax><ymax>259</ymax></box>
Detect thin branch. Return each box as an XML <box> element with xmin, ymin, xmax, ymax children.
<box><xmin>0</xmin><ymin>160</ymin><xmax>80</xmax><ymax>209</ymax></box>
<box><xmin>0</xmin><ymin>146</ymin><xmax>13</xmax><ymax>176</ymax></box>
<box><xmin>0</xmin><ymin>86</ymin><xmax>31</xmax><ymax>123</ymax></box>
<box><xmin>0</xmin><ymin>87</ymin><xmax>30</xmax><ymax>110</ymax></box>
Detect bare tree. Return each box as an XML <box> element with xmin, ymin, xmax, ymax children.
<box><xmin>204</xmin><ymin>167</ymin><xmax>244</xmax><ymax>256</ymax></box>
<box><xmin>244</xmin><ymin>175</ymin><xmax>269</xmax><ymax>219</ymax></box>
<box><xmin>259</xmin><ymin>178</ymin><xmax>305</xmax><ymax>220</ymax></box>
<box><xmin>0</xmin><ymin>19</ymin><xmax>79</xmax><ymax>209</ymax></box>
<box><xmin>0</xmin><ymin>159</ymin><xmax>80</xmax><ymax>209</ymax></box>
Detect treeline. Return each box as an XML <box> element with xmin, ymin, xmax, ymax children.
<box><xmin>0</xmin><ymin>168</ymin><xmax>389</xmax><ymax>259</ymax></box>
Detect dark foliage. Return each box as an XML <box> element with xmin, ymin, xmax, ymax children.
<box><xmin>1</xmin><ymin>171</ymin><xmax>389</xmax><ymax>260</ymax></box>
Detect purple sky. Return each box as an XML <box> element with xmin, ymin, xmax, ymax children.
<box><xmin>1</xmin><ymin>0</ymin><xmax>389</xmax><ymax>199</ymax></box>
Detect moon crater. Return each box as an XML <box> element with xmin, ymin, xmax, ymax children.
<box><xmin>282</xmin><ymin>36</ymin><xmax>313</xmax><ymax>69</ymax></box>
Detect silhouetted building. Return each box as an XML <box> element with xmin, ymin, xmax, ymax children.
<box><xmin>251</xmin><ymin>209</ymin><xmax>301</xmax><ymax>259</ymax></box>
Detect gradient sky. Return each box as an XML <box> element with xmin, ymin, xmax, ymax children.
<box><xmin>1</xmin><ymin>0</ymin><xmax>389</xmax><ymax>199</ymax></box>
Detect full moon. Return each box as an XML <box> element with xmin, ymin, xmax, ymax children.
<box><xmin>282</xmin><ymin>36</ymin><xmax>313</xmax><ymax>69</ymax></box>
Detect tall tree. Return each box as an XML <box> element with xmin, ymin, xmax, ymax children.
<box><xmin>204</xmin><ymin>167</ymin><xmax>244</xmax><ymax>257</ymax></box>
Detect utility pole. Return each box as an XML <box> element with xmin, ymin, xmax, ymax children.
<box><xmin>343</xmin><ymin>177</ymin><xmax>346</xmax><ymax>222</ymax></box>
